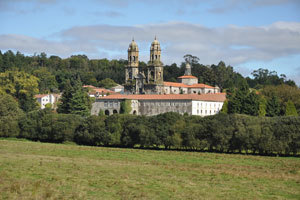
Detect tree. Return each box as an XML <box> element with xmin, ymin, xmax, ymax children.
<box><xmin>57</xmin><ymin>79</ymin><xmax>92</xmax><ymax>117</ymax></box>
<box><xmin>0</xmin><ymin>70</ymin><xmax>39</xmax><ymax>112</ymax></box>
<box><xmin>266</xmin><ymin>95</ymin><xmax>280</xmax><ymax>117</ymax></box>
<box><xmin>98</xmin><ymin>78</ymin><xmax>117</xmax><ymax>89</ymax></box>
<box><xmin>0</xmin><ymin>94</ymin><xmax>24</xmax><ymax>137</ymax></box>
<box><xmin>258</xmin><ymin>96</ymin><xmax>267</xmax><ymax>117</ymax></box>
<box><xmin>33</xmin><ymin>67</ymin><xmax>58</xmax><ymax>93</ymax></box>
<box><xmin>120</xmin><ymin>99</ymin><xmax>132</xmax><ymax>114</ymax></box>
<box><xmin>285</xmin><ymin>100</ymin><xmax>298</xmax><ymax>116</ymax></box>
<box><xmin>242</xmin><ymin>92</ymin><xmax>259</xmax><ymax>116</ymax></box>
<box><xmin>183</xmin><ymin>54</ymin><xmax>200</xmax><ymax>65</ymax></box>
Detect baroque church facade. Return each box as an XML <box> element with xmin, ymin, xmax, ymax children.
<box><xmin>125</xmin><ymin>37</ymin><xmax>164</xmax><ymax>95</ymax></box>
<box><xmin>91</xmin><ymin>38</ymin><xmax>225</xmax><ymax>116</ymax></box>
<box><xmin>124</xmin><ymin>38</ymin><xmax>220</xmax><ymax>95</ymax></box>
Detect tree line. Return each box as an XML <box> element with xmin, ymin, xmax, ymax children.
<box><xmin>1</xmin><ymin>95</ymin><xmax>299</xmax><ymax>156</ymax></box>
<box><xmin>1</xmin><ymin>50</ymin><xmax>299</xmax><ymax>116</ymax></box>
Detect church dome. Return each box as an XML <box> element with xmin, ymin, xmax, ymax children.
<box><xmin>151</xmin><ymin>37</ymin><xmax>160</xmax><ymax>45</ymax></box>
<box><xmin>150</xmin><ymin>36</ymin><xmax>161</xmax><ymax>50</ymax></box>
<box><xmin>128</xmin><ymin>39</ymin><xmax>138</xmax><ymax>51</ymax></box>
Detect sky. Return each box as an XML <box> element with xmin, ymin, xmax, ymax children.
<box><xmin>0</xmin><ymin>0</ymin><xmax>300</xmax><ymax>85</ymax></box>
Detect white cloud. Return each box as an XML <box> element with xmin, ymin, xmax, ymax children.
<box><xmin>1</xmin><ymin>21</ymin><xmax>300</xmax><ymax>64</ymax></box>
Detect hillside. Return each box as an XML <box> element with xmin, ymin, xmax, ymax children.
<box><xmin>1</xmin><ymin>139</ymin><xmax>299</xmax><ymax>199</ymax></box>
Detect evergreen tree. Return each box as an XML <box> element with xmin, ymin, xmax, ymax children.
<box><xmin>266</xmin><ymin>95</ymin><xmax>280</xmax><ymax>117</ymax></box>
<box><xmin>258</xmin><ymin>96</ymin><xmax>267</xmax><ymax>117</ymax></box>
<box><xmin>285</xmin><ymin>100</ymin><xmax>298</xmax><ymax>116</ymax></box>
<box><xmin>243</xmin><ymin>92</ymin><xmax>259</xmax><ymax>116</ymax></box>
<box><xmin>57</xmin><ymin>79</ymin><xmax>91</xmax><ymax>117</ymax></box>
<box><xmin>228</xmin><ymin>80</ymin><xmax>249</xmax><ymax>114</ymax></box>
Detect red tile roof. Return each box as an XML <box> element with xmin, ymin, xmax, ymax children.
<box><xmin>177</xmin><ymin>75</ymin><xmax>198</xmax><ymax>79</ymax></box>
<box><xmin>83</xmin><ymin>85</ymin><xmax>96</xmax><ymax>89</ymax></box>
<box><xmin>89</xmin><ymin>88</ymin><xmax>116</xmax><ymax>94</ymax></box>
<box><xmin>164</xmin><ymin>82</ymin><xmax>186</xmax><ymax>87</ymax></box>
<box><xmin>98</xmin><ymin>93</ymin><xmax>226</xmax><ymax>102</ymax></box>
<box><xmin>164</xmin><ymin>82</ymin><xmax>216</xmax><ymax>89</ymax></box>
<box><xmin>34</xmin><ymin>94</ymin><xmax>49</xmax><ymax>98</ymax></box>
<box><xmin>186</xmin><ymin>84</ymin><xmax>215</xmax><ymax>89</ymax></box>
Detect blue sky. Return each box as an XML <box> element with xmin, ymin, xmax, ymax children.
<box><xmin>0</xmin><ymin>0</ymin><xmax>300</xmax><ymax>85</ymax></box>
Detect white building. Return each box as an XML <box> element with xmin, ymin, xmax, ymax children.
<box><xmin>35</xmin><ymin>94</ymin><xmax>60</xmax><ymax>109</ymax></box>
<box><xmin>91</xmin><ymin>93</ymin><xmax>226</xmax><ymax>117</ymax></box>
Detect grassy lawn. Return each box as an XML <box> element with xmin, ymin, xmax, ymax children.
<box><xmin>0</xmin><ymin>139</ymin><xmax>300</xmax><ymax>199</ymax></box>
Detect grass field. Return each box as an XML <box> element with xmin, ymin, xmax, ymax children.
<box><xmin>0</xmin><ymin>139</ymin><xmax>300</xmax><ymax>199</ymax></box>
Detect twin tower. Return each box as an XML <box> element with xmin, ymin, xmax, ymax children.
<box><xmin>125</xmin><ymin>37</ymin><xmax>164</xmax><ymax>94</ymax></box>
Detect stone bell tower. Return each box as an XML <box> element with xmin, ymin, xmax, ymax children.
<box><xmin>144</xmin><ymin>36</ymin><xmax>164</xmax><ymax>94</ymax></box>
<box><xmin>147</xmin><ymin>36</ymin><xmax>163</xmax><ymax>84</ymax></box>
<box><xmin>125</xmin><ymin>39</ymin><xmax>139</xmax><ymax>83</ymax></box>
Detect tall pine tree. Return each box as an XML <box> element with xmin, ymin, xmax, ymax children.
<box><xmin>266</xmin><ymin>94</ymin><xmax>280</xmax><ymax>117</ymax></box>
<box><xmin>57</xmin><ymin>79</ymin><xmax>91</xmax><ymax>117</ymax></box>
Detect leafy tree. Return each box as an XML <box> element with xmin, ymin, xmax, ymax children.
<box><xmin>0</xmin><ymin>94</ymin><xmax>24</xmax><ymax>137</ymax></box>
<box><xmin>98</xmin><ymin>78</ymin><xmax>117</xmax><ymax>89</ymax></box>
<box><xmin>285</xmin><ymin>100</ymin><xmax>298</xmax><ymax>116</ymax></box>
<box><xmin>0</xmin><ymin>70</ymin><xmax>39</xmax><ymax>112</ymax></box>
<box><xmin>74</xmin><ymin>115</ymin><xmax>110</xmax><ymax>146</ymax></box>
<box><xmin>183</xmin><ymin>54</ymin><xmax>200</xmax><ymax>65</ymax></box>
<box><xmin>33</xmin><ymin>67</ymin><xmax>58</xmax><ymax>93</ymax></box>
<box><xmin>120</xmin><ymin>99</ymin><xmax>132</xmax><ymax>114</ymax></box>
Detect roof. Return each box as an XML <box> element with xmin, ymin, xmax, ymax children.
<box><xmin>186</xmin><ymin>84</ymin><xmax>215</xmax><ymax>89</ymax></box>
<box><xmin>89</xmin><ymin>88</ymin><xmax>116</xmax><ymax>94</ymax></box>
<box><xmin>177</xmin><ymin>75</ymin><xmax>198</xmax><ymax>79</ymax></box>
<box><xmin>164</xmin><ymin>82</ymin><xmax>216</xmax><ymax>89</ymax></box>
<box><xmin>35</xmin><ymin>94</ymin><xmax>48</xmax><ymax>98</ymax></box>
<box><xmin>83</xmin><ymin>85</ymin><xmax>96</xmax><ymax>89</ymax></box>
<box><xmin>98</xmin><ymin>93</ymin><xmax>226</xmax><ymax>102</ymax></box>
<box><xmin>164</xmin><ymin>82</ymin><xmax>186</xmax><ymax>87</ymax></box>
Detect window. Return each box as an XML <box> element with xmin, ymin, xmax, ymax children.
<box><xmin>104</xmin><ymin>101</ymin><xmax>108</xmax><ymax>107</ymax></box>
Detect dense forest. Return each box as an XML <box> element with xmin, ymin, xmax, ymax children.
<box><xmin>0</xmin><ymin>50</ymin><xmax>300</xmax><ymax>156</ymax></box>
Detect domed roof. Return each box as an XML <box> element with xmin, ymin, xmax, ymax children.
<box><xmin>151</xmin><ymin>36</ymin><xmax>160</xmax><ymax>46</ymax></box>
<box><xmin>128</xmin><ymin>39</ymin><xmax>138</xmax><ymax>51</ymax></box>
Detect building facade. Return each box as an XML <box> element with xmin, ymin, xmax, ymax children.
<box><xmin>91</xmin><ymin>93</ymin><xmax>225</xmax><ymax>117</ymax></box>
<box><xmin>124</xmin><ymin>37</ymin><xmax>165</xmax><ymax>95</ymax></box>
<box><xmin>91</xmin><ymin>38</ymin><xmax>225</xmax><ymax>116</ymax></box>
<box><xmin>35</xmin><ymin>94</ymin><xmax>60</xmax><ymax>109</ymax></box>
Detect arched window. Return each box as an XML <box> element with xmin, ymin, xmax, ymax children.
<box><xmin>113</xmin><ymin>110</ymin><xmax>118</xmax><ymax>114</ymax></box>
<box><xmin>152</xmin><ymin>54</ymin><xmax>154</xmax><ymax>61</ymax></box>
<box><xmin>133</xmin><ymin>56</ymin><xmax>135</xmax><ymax>61</ymax></box>
<box><xmin>129</xmin><ymin>56</ymin><xmax>132</xmax><ymax>62</ymax></box>
<box><xmin>133</xmin><ymin>110</ymin><xmax>137</xmax><ymax>115</ymax></box>
<box><xmin>105</xmin><ymin>110</ymin><xmax>110</xmax><ymax>116</ymax></box>
<box><xmin>155</xmin><ymin>55</ymin><xmax>157</xmax><ymax>60</ymax></box>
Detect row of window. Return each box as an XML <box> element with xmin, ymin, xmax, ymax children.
<box><xmin>197</xmin><ymin>109</ymin><xmax>219</xmax><ymax>115</ymax></box>
<box><xmin>104</xmin><ymin>101</ymin><xmax>119</xmax><ymax>107</ymax></box>
<box><xmin>196</xmin><ymin>102</ymin><xmax>222</xmax><ymax>108</ymax></box>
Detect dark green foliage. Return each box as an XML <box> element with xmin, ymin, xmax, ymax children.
<box><xmin>243</xmin><ymin>92</ymin><xmax>260</xmax><ymax>116</ymax></box>
<box><xmin>98</xmin><ymin>78</ymin><xmax>117</xmax><ymax>89</ymax></box>
<box><xmin>74</xmin><ymin>115</ymin><xmax>110</xmax><ymax>146</ymax></box>
<box><xmin>120</xmin><ymin>99</ymin><xmax>132</xmax><ymax>114</ymax></box>
<box><xmin>18</xmin><ymin>109</ymin><xmax>81</xmax><ymax>142</ymax></box>
<box><xmin>248</xmin><ymin>68</ymin><xmax>295</xmax><ymax>88</ymax></box>
<box><xmin>266</xmin><ymin>95</ymin><xmax>280</xmax><ymax>117</ymax></box>
<box><xmin>57</xmin><ymin>79</ymin><xmax>92</xmax><ymax>117</ymax></box>
<box><xmin>0</xmin><ymin>94</ymin><xmax>24</xmax><ymax>137</ymax></box>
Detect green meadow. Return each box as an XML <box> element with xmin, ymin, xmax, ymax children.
<box><xmin>0</xmin><ymin>139</ymin><xmax>300</xmax><ymax>199</ymax></box>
